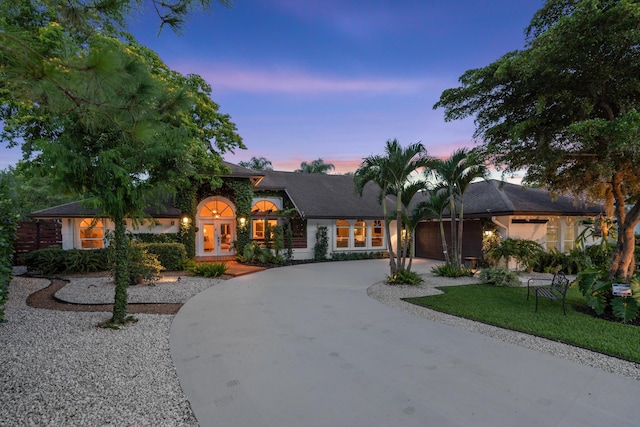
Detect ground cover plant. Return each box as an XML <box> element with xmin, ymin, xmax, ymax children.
<box><xmin>404</xmin><ymin>285</ymin><xmax>640</xmax><ymax>363</ymax></box>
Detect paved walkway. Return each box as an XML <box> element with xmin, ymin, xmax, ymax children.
<box><xmin>170</xmin><ymin>259</ymin><xmax>640</xmax><ymax>427</ymax></box>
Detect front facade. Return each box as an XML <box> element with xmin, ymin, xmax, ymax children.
<box><xmin>29</xmin><ymin>165</ymin><xmax>602</xmax><ymax>264</ymax></box>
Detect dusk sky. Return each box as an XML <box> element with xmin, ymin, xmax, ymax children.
<box><xmin>1</xmin><ymin>0</ymin><xmax>545</xmax><ymax>174</ymax></box>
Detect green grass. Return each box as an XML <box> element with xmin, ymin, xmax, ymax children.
<box><xmin>404</xmin><ymin>285</ymin><xmax>640</xmax><ymax>363</ymax></box>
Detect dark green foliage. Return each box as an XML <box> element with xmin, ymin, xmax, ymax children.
<box><xmin>126</xmin><ymin>243</ymin><xmax>162</xmax><ymax>286</ymax></box>
<box><xmin>271</xmin><ymin>225</ymin><xmax>285</xmax><ymax>261</ymax></box>
<box><xmin>479</xmin><ymin>267</ymin><xmax>521</xmax><ymax>287</ymax></box>
<box><xmin>176</xmin><ymin>188</ymin><xmax>197</xmax><ymax>259</ymax></box>
<box><xmin>188</xmin><ymin>261</ymin><xmax>228</xmax><ymax>278</ymax></box>
<box><xmin>238</xmin><ymin>241</ymin><xmax>284</xmax><ymax>265</ymax></box>
<box><xmin>585</xmin><ymin>244</ymin><xmax>614</xmax><ymax>270</ymax></box>
<box><xmin>431</xmin><ymin>262</ymin><xmax>475</xmax><ymax>278</ymax></box>
<box><xmin>284</xmin><ymin>221</ymin><xmax>294</xmax><ymax>261</ymax></box>
<box><xmin>139</xmin><ymin>243</ymin><xmax>186</xmax><ymax>271</ymax></box>
<box><xmin>133</xmin><ymin>233</ymin><xmax>180</xmax><ymax>244</ymax></box>
<box><xmin>576</xmin><ymin>268</ymin><xmax>640</xmax><ymax>323</ymax></box>
<box><xmin>314</xmin><ymin>226</ymin><xmax>328</xmax><ymax>261</ymax></box>
<box><xmin>0</xmin><ymin>186</ymin><xmax>19</xmax><ymax>323</ymax></box>
<box><xmin>487</xmin><ymin>238</ymin><xmax>544</xmax><ymax>271</ymax></box>
<box><xmin>387</xmin><ymin>269</ymin><xmax>424</xmax><ymax>286</ymax></box>
<box><xmin>23</xmin><ymin>248</ymin><xmax>109</xmax><ymax>275</ymax></box>
<box><xmin>227</xmin><ymin>179</ymin><xmax>253</xmax><ymax>256</ymax></box>
<box><xmin>330</xmin><ymin>251</ymin><xmax>389</xmax><ymax>261</ymax></box>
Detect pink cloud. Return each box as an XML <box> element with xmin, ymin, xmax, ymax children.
<box><xmin>174</xmin><ymin>62</ymin><xmax>440</xmax><ymax>95</ymax></box>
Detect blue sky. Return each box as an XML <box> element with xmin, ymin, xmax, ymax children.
<box><xmin>1</xmin><ymin>0</ymin><xmax>544</xmax><ymax>174</ymax></box>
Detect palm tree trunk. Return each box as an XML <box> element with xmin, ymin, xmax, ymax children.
<box><xmin>396</xmin><ymin>193</ymin><xmax>403</xmax><ymax>273</ymax></box>
<box><xmin>457</xmin><ymin>204</ymin><xmax>464</xmax><ymax>267</ymax></box>
<box><xmin>439</xmin><ymin>220</ymin><xmax>450</xmax><ymax>263</ymax></box>
<box><xmin>449</xmin><ymin>194</ymin><xmax>457</xmax><ymax>267</ymax></box>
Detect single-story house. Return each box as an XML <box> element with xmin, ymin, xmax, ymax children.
<box><xmin>29</xmin><ymin>162</ymin><xmax>603</xmax><ymax>262</ymax></box>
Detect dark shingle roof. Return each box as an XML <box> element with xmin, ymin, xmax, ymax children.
<box><xmin>30</xmin><ymin>199</ymin><xmax>182</xmax><ymax>219</ymax></box>
<box><xmin>256</xmin><ymin>171</ymin><xmax>388</xmax><ymax>219</ymax></box>
<box><xmin>414</xmin><ymin>179</ymin><xmax>602</xmax><ymax>217</ymax></box>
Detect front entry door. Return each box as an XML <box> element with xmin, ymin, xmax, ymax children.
<box><xmin>202</xmin><ymin>221</ymin><xmax>234</xmax><ymax>256</ymax></box>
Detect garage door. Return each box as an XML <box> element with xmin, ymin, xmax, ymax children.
<box><xmin>415</xmin><ymin>220</ymin><xmax>483</xmax><ymax>260</ymax></box>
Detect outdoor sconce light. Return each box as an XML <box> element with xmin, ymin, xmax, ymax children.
<box><xmin>483</xmin><ymin>230</ymin><xmax>493</xmax><ymax>237</ymax></box>
<box><xmin>182</xmin><ymin>216</ymin><xmax>190</xmax><ymax>225</ymax></box>
<box><xmin>239</xmin><ymin>217</ymin><xmax>247</xmax><ymax>229</ymax></box>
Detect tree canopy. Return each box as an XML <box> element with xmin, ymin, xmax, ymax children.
<box><xmin>295</xmin><ymin>158</ymin><xmax>335</xmax><ymax>174</ymax></box>
<box><xmin>434</xmin><ymin>0</ymin><xmax>640</xmax><ymax>279</ymax></box>
<box><xmin>238</xmin><ymin>156</ymin><xmax>274</xmax><ymax>171</ymax></box>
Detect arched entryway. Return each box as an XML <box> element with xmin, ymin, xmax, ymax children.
<box><xmin>196</xmin><ymin>196</ymin><xmax>236</xmax><ymax>257</ymax></box>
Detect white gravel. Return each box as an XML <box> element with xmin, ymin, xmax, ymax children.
<box><xmin>367</xmin><ymin>271</ymin><xmax>640</xmax><ymax>381</ymax></box>
<box><xmin>0</xmin><ymin>275</ymin><xmax>219</xmax><ymax>427</ymax></box>
<box><xmin>2</xmin><ymin>269</ymin><xmax>638</xmax><ymax>427</ymax></box>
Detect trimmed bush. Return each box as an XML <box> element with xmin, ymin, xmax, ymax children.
<box><xmin>140</xmin><ymin>243</ymin><xmax>187</xmax><ymax>271</ymax></box>
<box><xmin>330</xmin><ymin>251</ymin><xmax>389</xmax><ymax>261</ymax></box>
<box><xmin>23</xmin><ymin>248</ymin><xmax>109</xmax><ymax>275</ymax></box>
<box><xmin>479</xmin><ymin>267</ymin><xmax>521</xmax><ymax>287</ymax></box>
<box><xmin>133</xmin><ymin>233</ymin><xmax>180</xmax><ymax>244</ymax></box>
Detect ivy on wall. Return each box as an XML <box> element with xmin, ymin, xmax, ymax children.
<box><xmin>175</xmin><ymin>186</ymin><xmax>197</xmax><ymax>258</ymax></box>
<box><xmin>227</xmin><ymin>179</ymin><xmax>253</xmax><ymax>255</ymax></box>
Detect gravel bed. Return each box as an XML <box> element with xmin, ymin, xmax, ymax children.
<box><xmin>55</xmin><ymin>275</ymin><xmax>221</xmax><ymax>304</ymax></box>
<box><xmin>0</xmin><ymin>276</ymin><xmax>217</xmax><ymax>427</ymax></box>
<box><xmin>368</xmin><ymin>272</ymin><xmax>640</xmax><ymax>381</ymax></box>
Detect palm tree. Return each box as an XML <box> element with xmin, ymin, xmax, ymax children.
<box><xmin>429</xmin><ymin>148</ymin><xmax>488</xmax><ymax>267</ymax></box>
<box><xmin>296</xmin><ymin>158</ymin><xmax>335</xmax><ymax>174</ymax></box>
<box><xmin>238</xmin><ymin>156</ymin><xmax>273</xmax><ymax>171</ymax></box>
<box><xmin>413</xmin><ymin>185</ymin><xmax>450</xmax><ymax>264</ymax></box>
<box><xmin>354</xmin><ymin>139</ymin><xmax>432</xmax><ymax>275</ymax></box>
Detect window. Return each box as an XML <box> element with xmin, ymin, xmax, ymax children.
<box><xmin>564</xmin><ymin>218</ymin><xmax>575</xmax><ymax>252</ymax></box>
<box><xmin>371</xmin><ymin>220</ymin><xmax>384</xmax><ymax>247</ymax></box>
<box><xmin>200</xmin><ymin>200</ymin><xmax>233</xmax><ymax>218</ymax></box>
<box><xmin>354</xmin><ymin>220</ymin><xmax>367</xmax><ymax>248</ymax></box>
<box><xmin>252</xmin><ymin>200</ymin><xmax>279</xmax><ymax>239</ymax></box>
<box><xmin>546</xmin><ymin>218</ymin><xmax>559</xmax><ymax>251</ymax></box>
<box><xmin>80</xmin><ymin>218</ymin><xmax>104</xmax><ymax>249</ymax></box>
<box><xmin>336</xmin><ymin>220</ymin><xmax>350</xmax><ymax>248</ymax></box>
<box><xmin>334</xmin><ymin>219</ymin><xmax>386</xmax><ymax>250</ymax></box>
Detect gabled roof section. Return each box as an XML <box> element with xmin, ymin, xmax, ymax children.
<box><xmin>458</xmin><ymin>180</ymin><xmax>602</xmax><ymax>217</ymax></box>
<box><xmin>220</xmin><ymin>161</ymin><xmax>265</xmax><ymax>186</ymax></box>
<box><xmin>256</xmin><ymin>171</ymin><xmax>388</xmax><ymax>219</ymax></box>
<box><xmin>30</xmin><ymin>199</ymin><xmax>182</xmax><ymax>219</ymax></box>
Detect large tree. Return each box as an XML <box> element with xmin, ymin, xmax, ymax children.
<box><xmin>0</xmin><ymin>0</ymin><xmax>242</xmax><ymax>326</ymax></box>
<box><xmin>434</xmin><ymin>0</ymin><xmax>640</xmax><ymax>280</ymax></box>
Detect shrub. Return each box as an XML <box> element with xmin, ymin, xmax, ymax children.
<box><xmin>23</xmin><ymin>248</ymin><xmax>109</xmax><ymax>275</ymax></box>
<box><xmin>189</xmin><ymin>262</ymin><xmax>228</xmax><ymax>278</ymax></box>
<box><xmin>576</xmin><ymin>268</ymin><xmax>640</xmax><ymax>323</ymax></box>
<box><xmin>487</xmin><ymin>238</ymin><xmax>544</xmax><ymax>271</ymax></box>
<box><xmin>121</xmin><ymin>244</ymin><xmax>162</xmax><ymax>285</ymax></box>
<box><xmin>140</xmin><ymin>243</ymin><xmax>186</xmax><ymax>271</ymax></box>
<box><xmin>479</xmin><ymin>267</ymin><xmax>521</xmax><ymax>287</ymax></box>
<box><xmin>330</xmin><ymin>251</ymin><xmax>389</xmax><ymax>261</ymax></box>
<box><xmin>237</xmin><ymin>241</ymin><xmax>284</xmax><ymax>265</ymax></box>
<box><xmin>387</xmin><ymin>269</ymin><xmax>424</xmax><ymax>286</ymax></box>
<box><xmin>431</xmin><ymin>263</ymin><xmax>475</xmax><ymax>278</ymax></box>
<box><xmin>314</xmin><ymin>226</ymin><xmax>328</xmax><ymax>261</ymax></box>
<box><xmin>133</xmin><ymin>233</ymin><xmax>180</xmax><ymax>244</ymax></box>
<box><xmin>0</xmin><ymin>191</ymin><xmax>18</xmax><ymax>323</ymax></box>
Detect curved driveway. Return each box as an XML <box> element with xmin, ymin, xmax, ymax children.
<box><xmin>170</xmin><ymin>259</ymin><xmax>640</xmax><ymax>427</ymax></box>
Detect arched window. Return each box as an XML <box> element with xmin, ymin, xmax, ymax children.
<box><xmin>200</xmin><ymin>200</ymin><xmax>234</xmax><ymax>218</ymax></box>
<box><xmin>252</xmin><ymin>200</ymin><xmax>278</xmax><ymax>239</ymax></box>
<box><xmin>354</xmin><ymin>219</ymin><xmax>367</xmax><ymax>247</ymax></box>
<box><xmin>79</xmin><ymin>218</ymin><xmax>104</xmax><ymax>249</ymax></box>
<box><xmin>252</xmin><ymin>200</ymin><xmax>278</xmax><ymax>213</ymax></box>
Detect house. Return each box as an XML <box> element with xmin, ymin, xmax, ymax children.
<box><xmin>413</xmin><ymin>180</ymin><xmax>603</xmax><ymax>263</ymax></box>
<box><xmin>29</xmin><ymin>162</ymin><xmax>603</xmax><ymax>263</ymax></box>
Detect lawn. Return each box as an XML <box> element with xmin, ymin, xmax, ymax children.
<box><xmin>404</xmin><ymin>285</ymin><xmax>640</xmax><ymax>363</ymax></box>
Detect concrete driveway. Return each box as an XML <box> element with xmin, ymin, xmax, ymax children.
<box><xmin>170</xmin><ymin>259</ymin><xmax>640</xmax><ymax>427</ymax></box>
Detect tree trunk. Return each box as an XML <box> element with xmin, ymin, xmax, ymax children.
<box><xmin>608</xmin><ymin>175</ymin><xmax>640</xmax><ymax>281</ymax></box>
<box><xmin>457</xmin><ymin>203</ymin><xmax>464</xmax><ymax>267</ymax></box>
<box><xmin>111</xmin><ymin>215</ymin><xmax>130</xmax><ymax>325</ymax></box>
<box><xmin>396</xmin><ymin>193</ymin><xmax>404</xmax><ymax>273</ymax></box>
<box><xmin>449</xmin><ymin>194</ymin><xmax>457</xmax><ymax>267</ymax></box>
<box><xmin>439</xmin><ymin>220</ymin><xmax>450</xmax><ymax>264</ymax></box>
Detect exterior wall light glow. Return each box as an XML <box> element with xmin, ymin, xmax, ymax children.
<box><xmin>182</xmin><ymin>216</ymin><xmax>190</xmax><ymax>225</ymax></box>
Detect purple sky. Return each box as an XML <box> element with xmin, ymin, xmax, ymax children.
<box><xmin>1</xmin><ymin>0</ymin><xmax>544</xmax><ymax>174</ymax></box>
